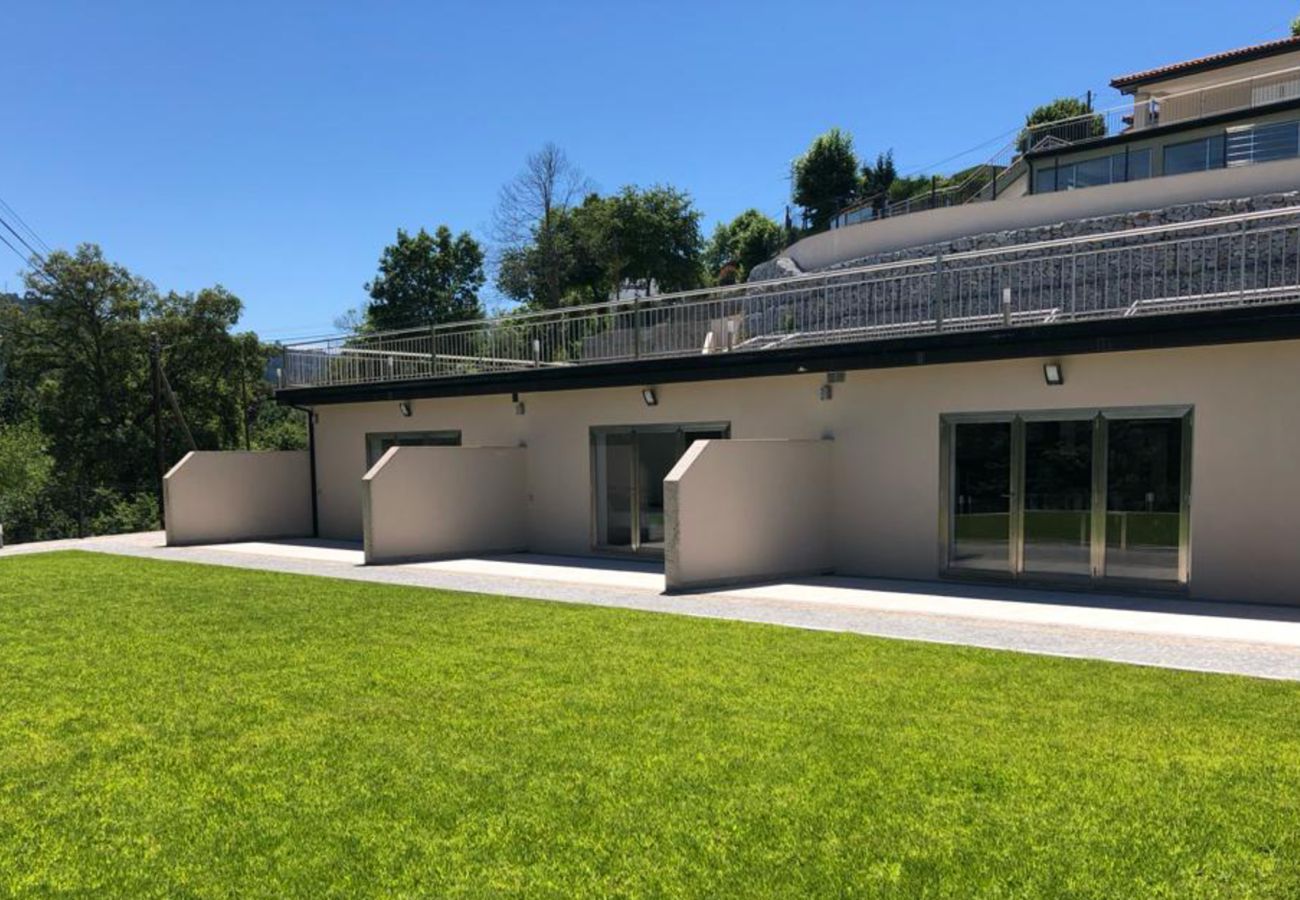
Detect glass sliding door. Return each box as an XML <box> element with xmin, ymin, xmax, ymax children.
<box><xmin>1103</xmin><ymin>416</ymin><xmax>1186</xmax><ymax>583</ymax></box>
<box><xmin>593</xmin><ymin>431</ymin><xmax>635</xmax><ymax>548</ymax></box>
<box><xmin>591</xmin><ymin>423</ymin><xmax>729</xmax><ymax>554</ymax></box>
<box><xmin>1021</xmin><ymin>418</ymin><xmax>1093</xmax><ymax>578</ymax></box>
<box><xmin>943</xmin><ymin>408</ymin><xmax>1191</xmax><ymax>589</ymax></box>
<box><xmin>948</xmin><ymin>421</ymin><xmax>1014</xmax><ymax>574</ymax></box>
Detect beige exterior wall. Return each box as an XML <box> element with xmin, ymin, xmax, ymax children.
<box><xmin>362</xmin><ymin>445</ymin><xmax>526</xmax><ymax>564</ymax></box>
<box><xmin>1129</xmin><ymin>51</ymin><xmax>1300</xmax><ymax>108</ymax></box>
<box><xmin>314</xmin><ymin>395</ymin><xmax>524</xmax><ymax>540</ymax></box>
<box><xmin>785</xmin><ymin>158</ymin><xmax>1300</xmax><ymax>271</ymax></box>
<box><xmin>164</xmin><ymin>450</ymin><xmax>312</xmax><ymax>546</ymax></box>
<box><xmin>311</xmin><ymin>339</ymin><xmax>1300</xmax><ymax>605</ymax></box>
<box><xmin>664</xmin><ymin>439</ymin><xmax>833</xmax><ymax>591</ymax></box>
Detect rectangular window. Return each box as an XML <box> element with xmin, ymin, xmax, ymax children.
<box><xmin>1127</xmin><ymin>147</ymin><xmax>1152</xmax><ymax>180</ymax></box>
<box><xmin>1163</xmin><ymin>135</ymin><xmax>1226</xmax><ymax>175</ymax></box>
<box><xmin>365</xmin><ymin>430</ymin><xmax>462</xmax><ymax>469</ymax></box>
<box><xmin>1033</xmin><ymin>165</ymin><xmax>1057</xmax><ymax>194</ymax></box>
<box><xmin>1074</xmin><ymin>156</ymin><xmax>1112</xmax><ymax>188</ymax></box>
<box><xmin>942</xmin><ymin>408</ymin><xmax>1191</xmax><ymax>588</ymax></box>
<box><xmin>1226</xmin><ymin>120</ymin><xmax>1300</xmax><ymax>167</ymax></box>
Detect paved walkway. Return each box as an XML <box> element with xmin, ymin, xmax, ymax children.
<box><xmin>6</xmin><ymin>532</ymin><xmax>1300</xmax><ymax>681</ymax></box>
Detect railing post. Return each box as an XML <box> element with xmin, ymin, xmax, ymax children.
<box><xmin>633</xmin><ymin>295</ymin><xmax>642</xmax><ymax>360</ymax></box>
<box><xmin>932</xmin><ymin>254</ymin><xmax>945</xmax><ymax>332</ymax></box>
<box><xmin>429</xmin><ymin>325</ymin><xmax>438</xmax><ymax>376</ymax></box>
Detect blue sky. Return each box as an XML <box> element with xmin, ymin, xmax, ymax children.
<box><xmin>3</xmin><ymin>0</ymin><xmax>1295</xmax><ymax>338</ymax></box>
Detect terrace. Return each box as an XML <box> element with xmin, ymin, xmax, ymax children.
<box><xmin>281</xmin><ymin>206</ymin><xmax>1300</xmax><ymax>390</ymax></box>
<box><xmin>831</xmin><ymin>62</ymin><xmax>1300</xmax><ymax>227</ymax></box>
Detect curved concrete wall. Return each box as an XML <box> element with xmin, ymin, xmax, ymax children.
<box><xmin>664</xmin><ymin>439</ymin><xmax>833</xmax><ymax>591</ymax></box>
<box><xmin>786</xmin><ymin>159</ymin><xmax>1300</xmax><ymax>271</ymax></box>
<box><xmin>362</xmin><ymin>445</ymin><xmax>527</xmax><ymax>564</ymax></box>
<box><xmin>164</xmin><ymin>451</ymin><xmax>312</xmax><ymax>546</ymax></box>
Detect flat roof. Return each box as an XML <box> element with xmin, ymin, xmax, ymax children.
<box><xmin>276</xmin><ymin>302</ymin><xmax>1300</xmax><ymax>406</ymax></box>
<box><xmin>1111</xmin><ymin>35</ymin><xmax>1300</xmax><ymax>91</ymax></box>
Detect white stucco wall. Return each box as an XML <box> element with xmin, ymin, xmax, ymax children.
<box><xmin>664</xmin><ymin>439</ymin><xmax>833</xmax><ymax>591</ymax></box>
<box><xmin>163</xmin><ymin>450</ymin><xmax>312</xmax><ymax>546</ymax></box>
<box><xmin>310</xmin><ymin>338</ymin><xmax>1300</xmax><ymax>605</ymax></box>
<box><xmin>362</xmin><ymin>445</ymin><xmax>527</xmax><ymax>564</ymax></box>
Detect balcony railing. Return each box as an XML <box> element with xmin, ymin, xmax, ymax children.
<box><xmin>281</xmin><ymin>207</ymin><xmax>1300</xmax><ymax>390</ymax></box>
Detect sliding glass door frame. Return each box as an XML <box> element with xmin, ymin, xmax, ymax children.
<box><xmin>589</xmin><ymin>422</ymin><xmax>731</xmax><ymax>556</ymax></box>
<box><xmin>940</xmin><ymin>406</ymin><xmax>1192</xmax><ymax>590</ymax></box>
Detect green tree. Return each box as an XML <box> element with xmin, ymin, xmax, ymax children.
<box><xmin>1292</xmin><ymin>14</ymin><xmax>1300</xmax><ymax>36</ymax></box>
<box><xmin>611</xmin><ymin>185</ymin><xmax>705</xmax><ymax>295</ymax></box>
<box><xmin>0</xmin><ymin>244</ymin><xmax>299</xmax><ymax>543</ymax></box>
<box><xmin>792</xmin><ymin>128</ymin><xmax>860</xmax><ymax>234</ymax></box>
<box><xmin>860</xmin><ymin>150</ymin><xmax>898</xmax><ymax>209</ymax></box>
<box><xmin>705</xmin><ymin>209</ymin><xmax>783</xmax><ymax>282</ymax></box>
<box><xmin>492</xmin><ymin>143</ymin><xmax>591</xmax><ymax>310</ymax></box>
<box><xmin>364</xmin><ymin>227</ymin><xmax>485</xmax><ymax>331</ymax></box>
<box><xmin>0</xmin><ymin>420</ymin><xmax>53</xmax><ymax>540</ymax></box>
<box><xmin>1019</xmin><ymin>98</ymin><xmax>1106</xmax><ymax>151</ymax></box>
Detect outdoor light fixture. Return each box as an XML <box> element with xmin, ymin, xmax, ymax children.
<box><xmin>511</xmin><ymin>392</ymin><xmax>526</xmax><ymax>415</ymax></box>
<box><xmin>1043</xmin><ymin>362</ymin><xmax>1065</xmax><ymax>386</ymax></box>
<box><xmin>819</xmin><ymin>384</ymin><xmax>834</xmax><ymax>401</ymax></box>
<box><xmin>642</xmin><ymin>387</ymin><xmax>658</xmax><ymax>407</ymax></box>
<box><xmin>398</xmin><ymin>400</ymin><xmax>412</xmax><ymax>417</ymax></box>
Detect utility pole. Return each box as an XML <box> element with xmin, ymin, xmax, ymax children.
<box><xmin>151</xmin><ymin>333</ymin><xmax>165</xmax><ymax>528</ymax></box>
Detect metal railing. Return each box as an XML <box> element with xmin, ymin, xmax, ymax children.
<box><xmin>282</xmin><ymin>207</ymin><xmax>1300</xmax><ymax>389</ymax></box>
<box><xmin>1023</xmin><ymin>63</ymin><xmax>1300</xmax><ymax>152</ymax></box>
<box><xmin>832</xmin><ymin>64</ymin><xmax>1300</xmax><ymax>230</ymax></box>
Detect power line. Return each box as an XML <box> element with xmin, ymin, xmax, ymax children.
<box><xmin>0</xmin><ymin>196</ymin><xmax>51</xmax><ymax>256</ymax></box>
<box><xmin>0</xmin><ymin>214</ymin><xmax>44</xmax><ymax>267</ymax></box>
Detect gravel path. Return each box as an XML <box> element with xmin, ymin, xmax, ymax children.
<box><xmin>6</xmin><ymin>532</ymin><xmax>1300</xmax><ymax>681</ymax></box>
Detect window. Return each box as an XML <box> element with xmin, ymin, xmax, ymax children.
<box><xmin>1033</xmin><ymin>165</ymin><xmax>1057</xmax><ymax>194</ymax></box>
<box><xmin>1226</xmin><ymin>120</ymin><xmax>1300</xmax><ymax>167</ymax></box>
<box><xmin>1163</xmin><ymin>135</ymin><xmax>1226</xmax><ymax>176</ymax></box>
<box><xmin>365</xmin><ymin>430</ymin><xmax>461</xmax><ymax>469</ymax></box>
<box><xmin>941</xmin><ymin>408</ymin><xmax>1192</xmax><ymax>586</ymax></box>
<box><xmin>1033</xmin><ymin>150</ymin><xmax>1151</xmax><ymax>193</ymax></box>
<box><xmin>1128</xmin><ymin>147</ymin><xmax>1152</xmax><ymax>180</ymax></box>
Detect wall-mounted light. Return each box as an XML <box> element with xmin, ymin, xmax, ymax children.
<box><xmin>819</xmin><ymin>384</ymin><xmax>833</xmax><ymax>401</ymax></box>
<box><xmin>1043</xmin><ymin>362</ymin><xmax>1065</xmax><ymax>386</ymax></box>
<box><xmin>642</xmin><ymin>387</ymin><xmax>658</xmax><ymax>407</ymax></box>
<box><xmin>398</xmin><ymin>400</ymin><xmax>412</xmax><ymax>417</ymax></box>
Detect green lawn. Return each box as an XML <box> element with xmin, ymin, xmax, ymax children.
<box><xmin>2</xmin><ymin>553</ymin><xmax>1299</xmax><ymax>898</ymax></box>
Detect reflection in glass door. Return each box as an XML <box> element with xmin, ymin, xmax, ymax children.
<box><xmin>943</xmin><ymin>408</ymin><xmax>1191</xmax><ymax>588</ymax></box>
<box><xmin>949</xmin><ymin>422</ymin><xmax>1013</xmax><ymax>573</ymax></box>
<box><xmin>592</xmin><ymin>424</ymin><xmax>729</xmax><ymax>554</ymax></box>
<box><xmin>1022</xmin><ymin>419</ymin><xmax>1093</xmax><ymax>578</ymax></box>
<box><xmin>1105</xmin><ymin>417</ymin><xmax>1184</xmax><ymax>583</ymax></box>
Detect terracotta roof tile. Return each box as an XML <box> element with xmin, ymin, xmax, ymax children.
<box><xmin>1111</xmin><ymin>35</ymin><xmax>1300</xmax><ymax>89</ymax></box>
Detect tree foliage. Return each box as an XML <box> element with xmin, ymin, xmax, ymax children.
<box><xmin>493</xmin><ymin>143</ymin><xmax>592</xmax><ymax>310</ymax></box>
<box><xmin>705</xmin><ymin>209</ymin><xmax>783</xmax><ymax>282</ymax></box>
<box><xmin>496</xmin><ymin>183</ymin><xmax>705</xmax><ymax>307</ymax></box>
<box><xmin>364</xmin><ymin>226</ymin><xmax>485</xmax><ymax>331</ymax></box>
<box><xmin>792</xmin><ymin>128</ymin><xmax>860</xmax><ymax>234</ymax></box>
<box><xmin>1020</xmin><ymin>97</ymin><xmax>1106</xmax><ymax>151</ymax></box>
<box><xmin>0</xmin><ymin>244</ymin><xmax>300</xmax><ymax>544</ymax></box>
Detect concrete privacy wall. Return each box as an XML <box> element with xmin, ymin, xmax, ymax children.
<box><xmin>664</xmin><ymin>439</ymin><xmax>833</xmax><ymax>591</ymax></box>
<box><xmin>362</xmin><ymin>445</ymin><xmax>527</xmax><ymax>564</ymax></box>
<box><xmin>164</xmin><ymin>451</ymin><xmax>312</xmax><ymax>546</ymax></box>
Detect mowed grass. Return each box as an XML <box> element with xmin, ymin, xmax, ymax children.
<box><xmin>2</xmin><ymin>553</ymin><xmax>1299</xmax><ymax>898</ymax></box>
